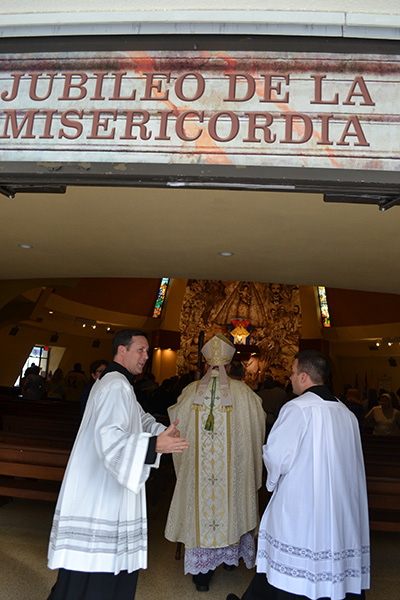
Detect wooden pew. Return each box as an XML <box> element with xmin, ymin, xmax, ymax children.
<box><xmin>362</xmin><ymin>434</ymin><xmax>400</xmax><ymax>532</ymax></box>
<box><xmin>0</xmin><ymin>396</ymin><xmax>77</xmax><ymax>502</ymax></box>
<box><xmin>0</xmin><ymin>395</ymin><xmax>80</xmax><ymax>444</ymax></box>
<box><xmin>1</xmin><ymin>415</ymin><xmax>79</xmax><ymax>442</ymax></box>
<box><xmin>0</xmin><ymin>435</ymin><xmax>70</xmax><ymax>502</ymax></box>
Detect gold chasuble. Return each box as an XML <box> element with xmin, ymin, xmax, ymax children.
<box><xmin>165</xmin><ymin>372</ymin><xmax>266</xmax><ymax>550</ymax></box>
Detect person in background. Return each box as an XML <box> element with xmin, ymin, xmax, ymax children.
<box><xmin>343</xmin><ymin>387</ymin><xmax>365</xmax><ymax>432</ymax></box>
<box><xmin>65</xmin><ymin>362</ymin><xmax>88</xmax><ymax>402</ymax></box>
<box><xmin>227</xmin><ymin>350</ymin><xmax>370</xmax><ymax>600</ymax></box>
<box><xmin>80</xmin><ymin>359</ymin><xmax>109</xmax><ymax>416</ymax></box>
<box><xmin>165</xmin><ymin>333</ymin><xmax>266</xmax><ymax>592</ymax></box>
<box><xmin>229</xmin><ymin>359</ymin><xmax>244</xmax><ymax>380</ymax></box>
<box><xmin>364</xmin><ymin>392</ymin><xmax>400</xmax><ymax>435</ymax></box>
<box><xmin>45</xmin><ymin>368</ymin><xmax>65</xmax><ymax>400</ymax></box>
<box><xmin>257</xmin><ymin>376</ymin><xmax>286</xmax><ymax>439</ymax></box>
<box><xmin>21</xmin><ymin>364</ymin><xmax>45</xmax><ymax>400</ymax></box>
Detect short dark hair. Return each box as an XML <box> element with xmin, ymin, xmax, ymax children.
<box><xmin>90</xmin><ymin>359</ymin><xmax>109</xmax><ymax>375</ymax></box>
<box><xmin>295</xmin><ymin>350</ymin><xmax>329</xmax><ymax>384</ymax></box>
<box><xmin>112</xmin><ymin>329</ymin><xmax>147</xmax><ymax>357</ymax></box>
<box><xmin>230</xmin><ymin>362</ymin><xmax>244</xmax><ymax>377</ymax></box>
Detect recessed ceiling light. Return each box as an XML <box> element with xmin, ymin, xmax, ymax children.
<box><xmin>18</xmin><ymin>244</ymin><xmax>32</xmax><ymax>249</ymax></box>
<box><xmin>218</xmin><ymin>251</ymin><xmax>234</xmax><ymax>257</ymax></box>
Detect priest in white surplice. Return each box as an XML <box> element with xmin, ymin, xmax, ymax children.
<box><xmin>165</xmin><ymin>333</ymin><xmax>266</xmax><ymax>591</ymax></box>
<box><xmin>46</xmin><ymin>329</ymin><xmax>189</xmax><ymax>600</ymax></box>
<box><xmin>227</xmin><ymin>350</ymin><xmax>370</xmax><ymax>600</ymax></box>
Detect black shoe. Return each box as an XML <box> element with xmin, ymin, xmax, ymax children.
<box><xmin>195</xmin><ymin>584</ymin><xmax>209</xmax><ymax>592</ymax></box>
<box><xmin>223</xmin><ymin>563</ymin><xmax>237</xmax><ymax>571</ymax></box>
<box><xmin>226</xmin><ymin>594</ymin><xmax>240</xmax><ymax>600</ymax></box>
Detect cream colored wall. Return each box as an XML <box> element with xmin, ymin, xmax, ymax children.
<box><xmin>0</xmin><ymin>322</ymin><xmax>113</xmax><ymax>386</ymax></box>
<box><xmin>1</xmin><ymin>2</ymin><xmax>400</xmax><ymax>14</ymax></box>
<box><xmin>335</xmin><ymin>354</ymin><xmax>400</xmax><ymax>396</ymax></box>
<box><xmin>152</xmin><ymin>348</ymin><xmax>178</xmax><ymax>384</ymax></box>
<box><xmin>299</xmin><ymin>286</ymin><xmax>321</xmax><ymax>340</ymax></box>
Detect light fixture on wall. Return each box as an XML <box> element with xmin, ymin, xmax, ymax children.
<box><xmin>9</xmin><ymin>326</ymin><xmax>19</xmax><ymax>336</ymax></box>
<box><xmin>92</xmin><ymin>339</ymin><xmax>101</xmax><ymax>348</ymax></box>
<box><xmin>50</xmin><ymin>333</ymin><xmax>59</xmax><ymax>343</ymax></box>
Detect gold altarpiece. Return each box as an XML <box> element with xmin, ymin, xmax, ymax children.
<box><xmin>176</xmin><ymin>280</ymin><xmax>301</xmax><ymax>387</ymax></box>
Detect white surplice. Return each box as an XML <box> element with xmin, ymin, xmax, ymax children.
<box><xmin>256</xmin><ymin>391</ymin><xmax>370</xmax><ymax>600</ymax></box>
<box><xmin>47</xmin><ymin>371</ymin><xmax>165</xmax><ymax>575</ymax></box>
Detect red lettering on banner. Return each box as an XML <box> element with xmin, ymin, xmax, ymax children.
<box><xmin>110</xmin><ymin>72</ymin><xmax>136</xmax><ymax>101</ymax></box>
<box><xmin>28</xmin><ymin>72</ymin><xmax>56</xmax><ymax>101</ymax></box>
<box><xmin>343</xmin><ymin>76</ymin><xmax>375</xmax><ymax>106</ymax></box>
<box><xmin>176</xmin><ymin>111</ymin><xmax>204</xmax><ymax>141</ymax></box>
<box><xmin>58</xmin><ymin>73</ymin><xmax>88</xmax><ymax>101</ymax></box>
<box><xmin>121</xmin><ymin>110</ymin><xmax>151</xmax><ymax>140</ymax></box>
<box><xmin>90</xmin><ymin>72</ymin><xmax>107</xmax><ymax>101</ymax></box>
<box><xmin>1</xmin><ymin>73</ymin><xmax>23</xmax><ymax>101</ymax></box>
<box><xmin>260</xmin><ymin>74</ymin><xmax>289</xmax><ymax>103</ymax></box>
<box><xmin>243</xmin><ymin>112</ymin><xmax>276</xmax><ymax>143</ymax></box>
<box><xmin>0</xmin><ymin>109</ymin><xmax>38</xmax><ymax>138</ymax></box>
<box><xmin>87</xmin><ymin>110</ymin><xmax>118</xmax><ymax>139</ymax></box>
<box><xmin>224</xmin><ymin>73</ymin><xmax>255</xmax><ymax>102</ymax></box>
<box><xmin>175</xmin><ymin>72</ymin><xmax>205</xmax><ymax>102</ymax></box>
<box><xmin>311</xmin><ymin>75</ymin><xmax>339</xmax><ymax>105</ymax></box>
<box><xmin>208</xmin><ymin>111</ymin><xmax>239</xmax><ymax>142</ymax></box>
<box><xmin>39</xmin><ymin>110</ymin><xmax>58</xmax><ymax>139</ymax></box>
<box><xmin>155</xmin><ymin>111</ymin><xmax>172</xmax><ymax>140</ymax></box>
<box><xmin>58</xmin><ymin>110</ymin><xmax>83</xmax><ymax>139</ymax></box>
<box><xmin>141</xmin><ymin>72</ymin><xmax>170</xmax><ymax>101</ymax></box>
<box><xmin>337</xmin><ymin>116</ymin><xmax>370</xmax><ymax>146</ymax></box>
<box><xmin>281</xmin><ymin>113</ymin><xmax>313</xmax><ymax>144</ymax></box>
<box><xmin>316</xmin><ymin>114</ymin><xmax>334</xmax><ymax>145</ymax></box>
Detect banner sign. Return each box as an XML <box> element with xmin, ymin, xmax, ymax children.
<box><xmin>0</xmin><ymin>50</ymin><xmax>399</xmax><ymax>171</ymax></box>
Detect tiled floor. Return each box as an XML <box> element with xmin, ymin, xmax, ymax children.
<box><xmin>0</xmin><ymin>496</ymin><xmax>398</xmax><ymax>600</ymax></box>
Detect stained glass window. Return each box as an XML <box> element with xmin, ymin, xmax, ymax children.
<box><xmin>317</xmin><ymin>286</ymin><xmax>331</xmax><ymax>328</ymax></box>
<box><xmin>152</xmin><ymin>278</ymin><xmax>170</xmax><ymax>318</ymax></box>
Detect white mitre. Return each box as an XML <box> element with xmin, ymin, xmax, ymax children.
<box><xmin>193</xmin><ymin>333</ymin><xmax>236</xmax><ymax>407</ymax></box>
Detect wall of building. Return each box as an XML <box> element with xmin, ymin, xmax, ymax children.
<box><xmin>0</xmin><ymin>322</ymin><xmax>113</xmax><ymax>386</ymax></box>
<box><xmin>151</xmin><ymin>348</ymin><xmax>178</xmax><ymax>384</ymax></box>
<box><xmin>2</xmin><ymin>2</ymin><xmax>400</xmax><ymax>14</ymax></box>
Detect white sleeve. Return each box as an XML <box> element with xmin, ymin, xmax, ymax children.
<box><xmin>263</xmin><ymin>402</ymin><xmax>307</xmax><ymax>492</ymax></box>
<box><xmin>93</xmin><ymin>380</ymin><xmax>161</xmax><ymax>494</ymax></box>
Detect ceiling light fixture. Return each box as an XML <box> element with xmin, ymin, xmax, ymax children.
<box><xmin>218</xmin><ymin>251</ymin><xmax>234</xmax><ymax>257</ymax></box>
<box><xmin>18</xmin><ymin>243</ymin><xmax>32</xmax><ymax>249</ymax></box>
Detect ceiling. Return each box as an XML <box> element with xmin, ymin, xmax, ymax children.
<box><xmin>1</xmin><ymin>184</ymin><xmax>400</xmax><ymax>294</ymax></box>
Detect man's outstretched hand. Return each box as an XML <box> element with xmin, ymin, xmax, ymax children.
<box><xmin>156</xmin><ymin>419</ymin><xmax>189</xmax><ymax>454</ymax></box>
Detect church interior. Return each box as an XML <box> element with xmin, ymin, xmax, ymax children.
<box><xmin>1</xmin><ymin>184</ymin><xmax>400</xmax><ymax>599</ymax></box>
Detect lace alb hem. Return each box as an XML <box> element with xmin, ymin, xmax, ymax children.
<box><xmin>184</xmin><ymin>532</ymin><xmax>255</xmax><ymax>575</ymax></box>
